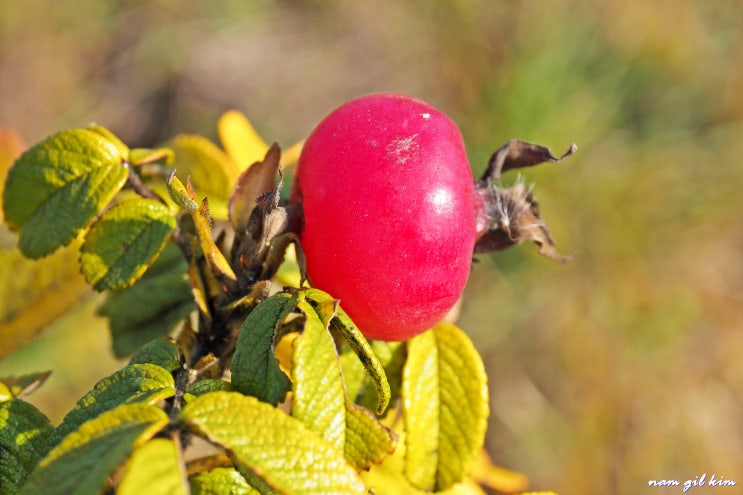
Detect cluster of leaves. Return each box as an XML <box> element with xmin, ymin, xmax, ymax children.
<box><xmin>0</xmin><ymin>113</ymin><xmax>554</xmax><ymax>494</ymax></box>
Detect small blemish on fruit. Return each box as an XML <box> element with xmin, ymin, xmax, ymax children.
<box><xmin>387</xmin><ymin>134</ymin><xmax>420</xmax><ymax>165</ymax></box>
<box><xmin>421</xmin><ymin>113</ymin><xmax>431</xmax><ymax>120</ymax></box>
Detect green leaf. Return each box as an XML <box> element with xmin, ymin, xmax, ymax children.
<box><xmin>402</xmin><ymin>323</ymin><xmax>489</xmax><ymax>492</ymax></box>
<box><xmin>0</xmin><ymin>371</ymin><xmax>52</xmax><ymax>399</ymax></box>
<box><xmin>180</xmin><ymin>391</ymin><xmax>366</xmax><ymax>495</ymax></box>
<box><xmin>118</xmin><ymin>438</ymin><xmax>187</xmax><ymax>495</ymax></box>
<box><xmin>20</xmin><ymin>403</ymin><xmax>168</xmax><ymax>495</ymax></box>
<box><xmin>128</xmin><ymin>337</ymin><xmax>182</xmax><ymax>372</ymax></box>
<box><xmin>0</xmin><ymin>399</ymin><xmax>53</xmax><ymax>494</ymax></box>
<box><xmin>98</xmin><ymin>242</ymin><xmax>195</xmax><ymax>358</ymax></box>
<box><xmin>186</xmin><ymin>379</ymin><xmax>232</xmax><ymax>400</ymax></box>
<box><xmin>305</xmin><ymin>288</ymin><xmax>390</xmax><ymax>414</ymax></box>
<box><xmin>231</xmin><ymin>292</ymin><xmax>297</xmax><ymax>406</ymax></box>
<box><xmin>50</xmin><ymin>363</ymin><xmax>175</xmax><ymax>448</ymax></box>
<box><xmin>190</xmin><ymin>467</ymin><xmax>259</xmax><ymax>495</ymax></box>
<box><xmin>291</xmin><ymin>298</ymin><xmax>346</xmax><ymax>450</ymax></box>
<box><xmin>2</xmin><ymin>127</ymin><xmax>129</xmax><ymax>258</ymax></box>
<box><xmin>80</xmin><ymin>198</ymin><xmax>176</xmax><ymax>291</ymax></box>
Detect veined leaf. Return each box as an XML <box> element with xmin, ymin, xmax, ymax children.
<box><xmin>292</xmin><ymin>298</ymin><xmax>397</xmax><ymax>471</ymax></box>
<box><xmin>402</xmin><ymin>323</ymin><xmax>489</xmax><ymax>492</ymax></box>
<box><xmin>50</xmin><ymin>363</ymin><xmax>175</xmax><ymax>448</ymax></box>
<box><xmin>3</xmin><ymin>127</ymin><xmax>129</xmax><ymax>258</ymax></box>
<box><xmin>80</xmin><ymin>198</ymin><xmax>176</xmax><ymax>291</ymax></box>
<box><xmin>0</xmin><ymin>399</ymin><xmax>53</xmax><ymax>493</ymax></box>
<box><xmin>304</xmin><ymin>288</ymin><xmax>390</xmax><ymax>414</ymax></box>
<box><xmin>344</xmin><ymin>401</ymin><xmax>397</xmax><ymax>471</ymax></box>
<box><xmin>99</xmin><ymin>242</ymin><xmax>194</xmax><ymax>358</ymax></box>
<box><xmin>180</xmin><ymin>391</ymin><xmax>366</xmax><ymax>495</ymax></box>
<box><xmin>231</xmin><ymin>292</ymin><xmax>297</xmax><ymax>406</ymax></box>
<box><xmin>128</xmin><ymin>337</ymin><xmax>182</xmax><ymax>372</ymax></box>
<box><xmin>190</xmin><ymin>467</ymin><xmax>258</xmax><ymax>495</ymax></box>
<box><xmin>217</xmin><ymin>110</ymin><xmax>269</xmax><ymax>172</ymax></box>
<box><xmin>118</xmin><ymin>438</ymin><xmax>188</xmax><ymax>495</ymax></box>
<box><xmin>291</xmin><ymin>298</ymin><xmax>346</xmax><ymax>449</ymax></box>
<box><xmin>20</xmin><ymin>403</ymin><xmax>168</xmax><ymax>495</ymax></box>
<box><xmin>186</xmin><ymin>379</ymin><xmax>232</xmax><ymax>401</ymax></box>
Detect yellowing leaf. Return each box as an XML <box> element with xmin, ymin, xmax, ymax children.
<box><xmin>180</xmin><ymin>391</ymin><xmax>366</xmax><ymax>494</ymax></box>
<box><xmin>118</xmin><ymin>438</ymin><xmax>188</xmax><ymax>495</ymax></box>
<box><xmin>218</xmin><ymin>110</ymin><xmax>269</xmax><ymax>172</ymax></box>
<box><xmin>0</xmin><ymin>127</ymin><xmax>26</xmax><ymax>216</ymax></box>
<box><xmin>190</xmin><ymin>467</ymin><xmax>258</xmax><ymax>495</ymax></box>
<box><xmin>279</xmin><ymin>140</ymin><xmax>304</xmax><ymax>169</ymax></box>
<box><xmin>291</xmin><ymin>298</ymin><xmax>346</xmax><ymax>449</ymax></box>
<box><xmin>305</xmin><ymin>288</ymin><xmax>391</xmax><ymax>414</ymax></box>
<box><xmin>231</xmin><ymin>292</ymin><xmax>297</xmax><ymax>405</ymax></box>
<box><xmin>344</xmin><ymin>401</ymin><xmax>397</xmax><ymax>470</ymax></box>
<box><xmin>471</xmin><ymin>449</ymin><xmax>529</xmax><ymax>493</ymax></box>
<box><xmin>0</xmin><ymin>399</ymin><xmax>53</xmax><ymax>493</ymax></box>
<box><xmin>170</xmin><ymin>134</ymin><xmax>238</xmax><ymax>201</ymax></box>
<box><xmin>50</xmin><ymin>363</ymin><xmax>175</xmax><ymax>448</ymax></box>
<box><xmin>80</xmin><ymin>198</ymin><xmax>176</xmax><ymax>291</ymax></box>
<box><xmin>402</xmin><ymin>323</ymin><xmax>489</xmax><ymax>492</ymax></box>
<box><xmin>21</xmin><ymin>403</ymin><xmax>168</xmax><ymax>495</ymax></box>
<box><xmin>3</xmin><ymin>127</ymin><xmax>130</xmax><ymax>258</ymax></box>
<box><xmin>293</xmin><ymin>296</ymin><xmax>396</xmax><ymax>470</ymax></box>
<box><xmin>128</xmin><ymin>147</ymin><xmax>174</xmax><ymax>167</ymax></box>
<box><xmin>0</xmin><ymin>235</ymin><xmax>91</xmax><ymax>358</ymax></box>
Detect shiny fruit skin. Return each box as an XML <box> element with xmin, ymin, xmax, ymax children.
<box><xmin>290</xmin><ymin>93</ymin><xmax>476</xmax><ymax>341</ymax></box>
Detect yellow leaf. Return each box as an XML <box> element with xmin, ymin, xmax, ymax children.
<box><xmin>217</xmin><ymin>110</ymin><xmax>269</xmax><ymax>172</ymax></box>
<box><xmin>291</xmin><ymin>298</ymin><xmax>346</xmax><ymax>450</ymax></box>
<box><xmin>0</xmin><ymin>237</ymin><xmax>91</xmax><ymax>358</ymax></box>
<box><xmin>471</xmin><ymin>449</ymin><xmax>530</xmax><ymax>493</ymax></box>
<box><xmin>0</xmin><ymin>127</ymin><xmax>26</xmax><ymax>217</ymax></box>
<box><xmin>279</xmin><ymin>140</ymin><xmax>304</xmax><ymax>170</ymax></box>
<box><xmin>180</xmin><ymin>391</ymin><xmax>366</xmax><ymax>494</ymax></box>
<box><xmin>402</xmin><ymin>323</ymin><xmax>489</xmax><ymax>492</ymax></box>
<box><xmin>118</xmin><ymin>438</ymin><xmax>188</xmax><ymax>495</ymax></box>
<box><xmin>169</xmin><ymin>134</ymin><xmax>238</xmax><ymax>202</ymax></box>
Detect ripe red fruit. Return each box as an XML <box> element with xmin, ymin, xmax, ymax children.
<box><xmin>290</xmin><ymin>93</ymin><xmax>477</xmax><ymax>341</ymax></box>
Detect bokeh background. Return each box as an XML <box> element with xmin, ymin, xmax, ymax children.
<box><xmin>2</xmin><ymin>1</ymin><xmax>742</xmax><ymax>494</ymax></box>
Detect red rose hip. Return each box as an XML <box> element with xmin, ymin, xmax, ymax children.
<box><xmin>290</xmin><ymin>93</ymin><xmax>476</xmax><ymax>341</ymax></box>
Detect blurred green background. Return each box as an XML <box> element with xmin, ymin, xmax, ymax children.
<box><xmin>1</xmin><ymin>1</ymin><xmax>742</xmax><ymax>493</ymax></box>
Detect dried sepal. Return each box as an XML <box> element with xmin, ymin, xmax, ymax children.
<box><xmin>474</xmin><ymin>140</ymin><xmax>576</xmax><ymax>261</ymax></box>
